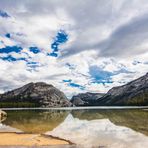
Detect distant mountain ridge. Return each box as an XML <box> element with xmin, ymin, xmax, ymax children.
<box><xmin>71</xmin><ymin>92</ymin><xmax>105</xmax><ymax>106</ymax></box>
<box><xmin>0</xmin><ymin>73</ymin><xmax>148</xmax><ymax>107</ymax></box>
<box><xmin>71</xmin><ymin>73</ymin><xmax>148</xmax><ymax>106</ymax></box>
<box><xmin>0</xmin><ymin>82</ymin><xmax>72</xmax><ymax>107</ymax></box>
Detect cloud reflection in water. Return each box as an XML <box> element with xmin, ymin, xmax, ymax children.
<box><xmin>46</xmin><ymin>114</ymin><xmax>148</xmax><ymax>148</ymax></box>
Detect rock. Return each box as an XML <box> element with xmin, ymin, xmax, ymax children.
<box><xmin>0</xmin><ymin>82</ymin><xmax>72</xmax><ymax>107</ymax></box>
<box><xmin>71</xmin><ymin>92</ymin><xmax>105</xmax><ymax>106</ymax></box>
<box><xmin>0</xmin><ymin>110</ymin><xmax>7</xmax><ymax>121</ymax></box>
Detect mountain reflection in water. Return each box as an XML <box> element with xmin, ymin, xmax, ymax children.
<box><xmin>3</xmin><ymin>110</ymin><xmax>69</xmax><ymax>133</ymax></box>
<box><xmin>47</xmin><ymin>114</ymin><xmax>148</xmax><ymax>148</ymax></box>
<box><xmin>1</xmin><ymin>109</ymin><xmax>148</xmax><ymax>147</ymax></box>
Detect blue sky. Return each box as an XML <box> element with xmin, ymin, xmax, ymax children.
<box><xmin>0</xmin><ymin>0</ymin><xmax>148</xmax><ymax>98</ymax></box>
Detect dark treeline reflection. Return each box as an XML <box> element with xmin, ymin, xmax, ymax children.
<box><xmin>2</xmin><ymin>109</ymin><xmax>148</xmax><ymax>135</ymax></box>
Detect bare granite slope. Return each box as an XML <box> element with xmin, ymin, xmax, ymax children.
<box><xmin>0</xmin><ymin>82</ymin><xmax>72</xmax><ymax>107</ymax></box>
<box><xmin>71</xmin><ymin>73</ymin><xmax>148</xmax><ymax>106</ymax></box>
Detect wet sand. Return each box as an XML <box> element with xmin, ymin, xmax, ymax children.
<box><xmin>0</xmin><ymin>133</ymin><xmax>70</xmax><ymax>146</ymax></box>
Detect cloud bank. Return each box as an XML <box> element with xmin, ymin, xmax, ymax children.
<box><xmin>0</xmin><ymin>0</ymin><xmax>148</xmax><ymax>98</ymax></box>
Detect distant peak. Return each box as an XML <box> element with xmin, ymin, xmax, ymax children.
<box><xmin>27</xmin><ymin>82</ymin><xmax>53</xmax><ymax>87</ymax></box>
<box><xmin>36</xmin><ymin>82</ymin><xmax>53</xmax><ymax>87</ymax></box>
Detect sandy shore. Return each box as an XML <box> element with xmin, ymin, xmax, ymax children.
<box><xmin>0</xmin><ymin>133</ymin><xmax>70</xmax><ymax>146</ymax></box>
<box><xmin>0</xmin><ymin>146</ymin><xmax>77</xmax><ymax>148</ymax></box>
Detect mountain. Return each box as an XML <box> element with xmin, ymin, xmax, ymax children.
<box><xmin>71</xmin><ymin>92</ymin><xmax>105</xmax><ymax>106</ymax></box>
<box><xmin>0</xmin><ymin>82</ymin><xmax>72</xmax><ymax>107</ymax></box>
<box><xmin>71</xmin><ymin>73</ymin><xmax>148</xmax><ymax>106</ymax></box>
<box><xmin>96</xmin><ymin>73</ymin><xmax>148</xmax><ymax>106</ymax></box>
<box><xmin>0</xmin><ymin>73</ymin><xmax>148</xmax><ymax>107</ymax></box>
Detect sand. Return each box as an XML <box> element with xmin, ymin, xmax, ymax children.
<box><xmin>0</xmin><ymin>133</ymin><xmax>70</xmax><ymax>146</ymax></box>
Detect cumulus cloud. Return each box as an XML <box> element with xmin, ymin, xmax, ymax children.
<box><xmin>0</xmin><ymin>0</ymin><xmax>147</xmax><ymax>97</ymax></box>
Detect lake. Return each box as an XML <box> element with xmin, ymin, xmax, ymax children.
<box><xmin>0</xmin><ymin>107</ymin><xmax>148</xmax><ymax>148</ymax></box>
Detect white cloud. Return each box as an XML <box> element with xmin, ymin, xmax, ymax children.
<box><xmin>0</xmin><ymin>35</ymin><xmax>17</xmax><ymax>47</ymax></box>
<box><xmin>0</xmin><ymin>0</ymin><xmax>147</xmax><ymax>98</ymax></box>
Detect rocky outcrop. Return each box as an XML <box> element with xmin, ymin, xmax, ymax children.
<box><xmin>0</xmin><ymin>110</ymin><xmax>7</xmax><ymax>121</ymax></box>
<box><xmin>71</xmin><ymin>92</ymin><xmax>105</xmax><ymax>106</ymax></box>
<box><xmin>95</xmin><ymin>73</ymin><xmax>148</xmax><ymax>106</ymax></box>
<box><xmin>0</xmin><ymin>82</ymin><xmax>72</xmax><ymax>107</ymax></box>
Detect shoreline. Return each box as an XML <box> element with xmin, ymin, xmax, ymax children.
<box><xmin>1</xmin><ymin>106</ymin><xmax>148</xmax><ymax>111</ymax></box>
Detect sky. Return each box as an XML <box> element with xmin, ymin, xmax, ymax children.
<box><xmin>0</xmin><ymin>0</ymin><xmax>148</xmax><ymax>98</ymax></box>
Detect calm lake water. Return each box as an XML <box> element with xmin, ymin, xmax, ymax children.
<box><xmin>1</xmin><ymin>108</ymin><xmax>148</xmax><ymax>147</ymax></box>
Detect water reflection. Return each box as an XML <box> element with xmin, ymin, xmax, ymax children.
<box><xmin>3</xmin><ymin>110</ymin><xmax>69</xmax><ymax>133</ymax></box>
<box><xmin>46</xmin><ymin>114</ymin><xmax>148</xmax><ymax>148</ymax></box>
<box><xmin>1</xmin><ymin>109</ymin><xmax>148</xmax><ymax>139</ymax></box>
<box><xmin>72</xmin><ymin>109</ymin><xmax>148</xmax><ymax>136</ymax></box>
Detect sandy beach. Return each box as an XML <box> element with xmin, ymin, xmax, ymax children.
<box><xmin>0</xmin><ymin>133</ymin><xmax>70</xmax><ymax>147</ymax></box>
